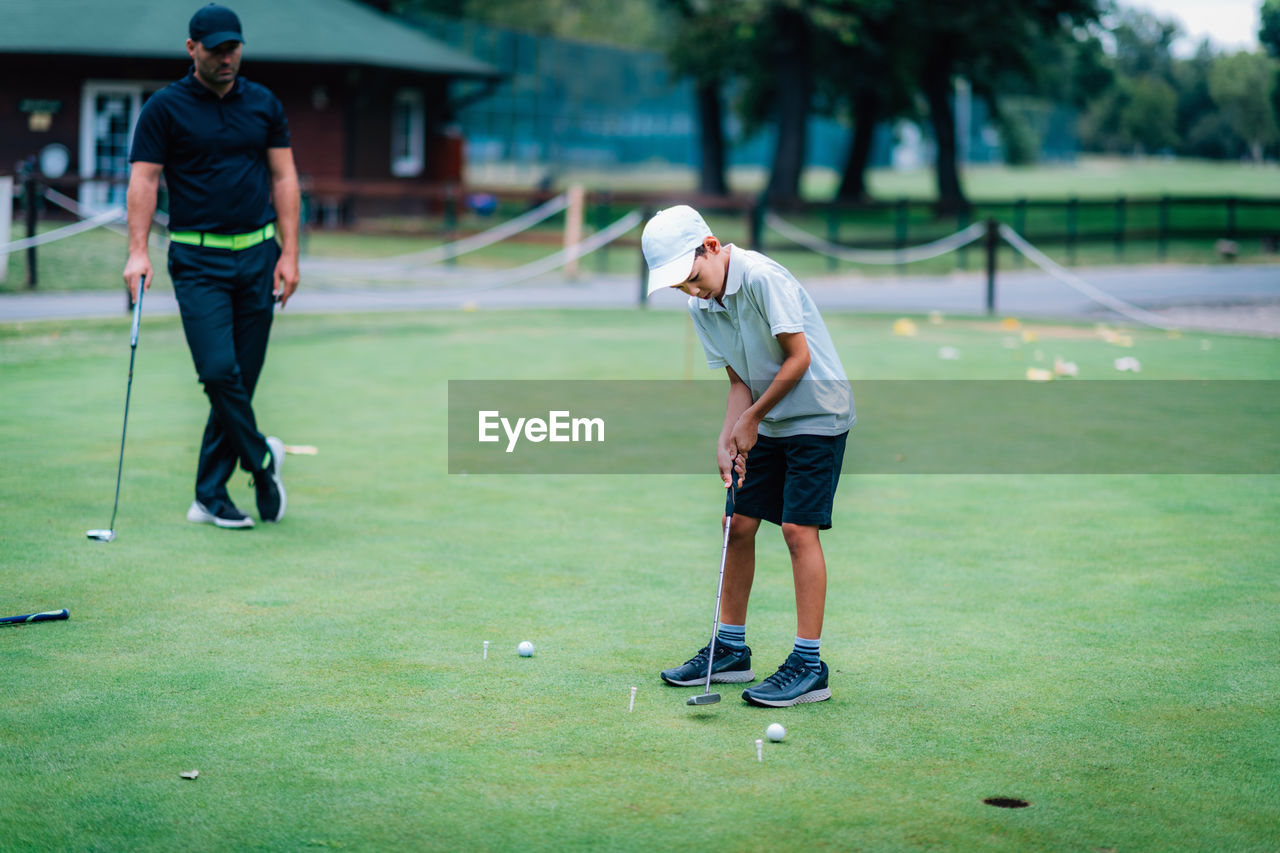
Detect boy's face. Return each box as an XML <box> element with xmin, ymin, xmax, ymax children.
<box><xmin>672</xmin><ymin>236</ymin><xmax>726</xmax><ymax>300</ymax></box>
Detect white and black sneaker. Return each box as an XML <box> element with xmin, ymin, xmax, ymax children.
<box><xmin>661</xmin><ymin>643</ymin><xmax>755</xmax><ymax>686</ymax></box>
<box><xmin>187</xmin><ymin>500</ymin><xmax>254</xmax><ymax>529</ymax></box>
<box><xmin>253</xmin><ymin>435</ymin><xmax>286</xmax><ymax>523</ymax></box>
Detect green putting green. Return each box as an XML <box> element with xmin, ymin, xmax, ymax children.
<box><xmin>2</xmin><ymin>309</ymin><xmax>1277</xmax><ymax>850</ymax></box>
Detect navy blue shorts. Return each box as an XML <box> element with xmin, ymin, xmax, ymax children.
<box><xmin>727</xmin><ymin>432</ymin><xmax>848</xmax><ymax>530</ymax></box>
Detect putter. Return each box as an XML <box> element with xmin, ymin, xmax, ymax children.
<box><xmin>688</xmin><ymin>472</ymin><xmax>738</xmax><ymax>707</ymax></box>
<box><xmin>88</xmin><ymin>277</ymin><xmax>145</xmax><ymax>543</ymax></box>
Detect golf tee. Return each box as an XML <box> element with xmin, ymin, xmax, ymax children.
<box><xmin>483</xmin><ymin>640</ymin><xmax>489</xmax><ymax>660</ymax></box>
<box><xmin>629</xmin><ymin>686</ymin><xmax>636</xmax><ymax>712</ymax></box>
<box><xmin>756</xmin><ymin>739</ymin><xmax>763</xmax><ymax>762</ymax></box>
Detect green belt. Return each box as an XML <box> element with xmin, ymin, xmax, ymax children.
<box><xmin>170</xmin><ymin>222</ymin><xmax>276</xmax><ymax>250</ymax></box>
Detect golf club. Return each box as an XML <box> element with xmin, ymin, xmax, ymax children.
<box><xmin>88</xmin><ymin>277</ymin><xmax>144</xmax><ymax>543</ymax></box>
<box><xmin>0</xmin><ymin>609</ymin><xmax>70</xmax><ymax>626</ymax></box>
<box><xmin>688</xmin><ymin>473</ymin><xmax>738</xmax><ymax>707</ymax></box>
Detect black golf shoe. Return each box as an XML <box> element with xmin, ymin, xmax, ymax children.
<box><xmin>741</xmin><ymin>652</ymin><xmax>831</xmax><ymax>707</ymax></box>
<box><xmin>253</xmin><ymin>436</ymin><xmax>287</xmax><ymax>523</ymax></box>
<box><xmin>187</xmin><ymin>499</ymin><xmax>254</xmax><ymax>529</ymax></box>
<box><xmin>660</xmin><ymin>643</ymin><xmax>755</xmax><ymax>686</ymax></box>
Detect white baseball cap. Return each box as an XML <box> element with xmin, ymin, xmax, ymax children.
<box><xmin>642</xmin><ymin>205</ymin><xmax>712</xmax><ymax>295</ymax></box>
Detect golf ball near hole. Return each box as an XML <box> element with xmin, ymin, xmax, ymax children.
<box><xmin>517</xmin><ymin>641</ymin><xmax>535</xmax><ymax>657</ymax></box>
<box><xmin>766</xmin><ymin>723</ymin><xmax>786</xmax><ymax>742</ymax></box>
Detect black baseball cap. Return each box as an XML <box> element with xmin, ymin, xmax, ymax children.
<box><xmin>189</xmin><ymin>4</ymin><xmax>244</xmax><ymax>48</ymax></box>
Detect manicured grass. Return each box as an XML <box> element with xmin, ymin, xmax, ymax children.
<box><xmin>530</xmin><ymin>155</ymin><xmax>1280</xmax><ymax>200</ymax></box>
<box><xmin>2</xmin><ymin>309</ymin><xmax>1277</xmax><ymax>850</ymax></box>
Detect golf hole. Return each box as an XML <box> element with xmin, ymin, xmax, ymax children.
<box><xmin>983</xmin><ymin>797</ymin><xmax>1030</xmax><ymax>809</ymax></box>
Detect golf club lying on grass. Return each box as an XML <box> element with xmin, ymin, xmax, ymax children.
<box><xmin>88</xmin><ymin>277</ymin><xmax>145</xmax><ymax>543</ymax></box>
<box><xmin>688</xmin><ymin>473</ymin><xmax>738</xmax><ymax>707</ymax></box>
<box><xmin>0</xmin><ymin>609</ymin><xmax>70</xmax><ymax>626</ymax></box>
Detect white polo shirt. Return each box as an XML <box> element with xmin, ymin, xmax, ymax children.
<box><xmin>688</xmin><ymin>245</ymin><xmax>855</xmax><ymax>438</ymax></box>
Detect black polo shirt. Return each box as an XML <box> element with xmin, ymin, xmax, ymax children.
<box><xmin>130</xmin><ymin>69</ymin><xmax>290</xmax><ymax>233</ymax></box>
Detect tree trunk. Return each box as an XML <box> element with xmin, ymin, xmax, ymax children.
<box><xmin>765</xmin><ymin>9</ymin><xmax>810</xmax><ymax>204</ymax></box>
<box><xmin>921</xmin><ymin>55</ymin><xmax>967</xmax><ymax>212</ymax></box>
<box><xmin>837</xmin><ymin>91</ymin><xmax>878</xmax><ymax>202</ymax></box>
<box><xmin>695</xmin><ymin>81</ymin><xmax>728</xmax><ymax>196</ymax></box>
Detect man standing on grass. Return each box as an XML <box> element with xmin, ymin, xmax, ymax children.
<box><xmin>122</xmin><ymin>3</ymin><xmax>298</xmax><ymax>530</ymax></box>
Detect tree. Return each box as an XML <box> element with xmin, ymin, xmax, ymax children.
<box><xmin>1208</xmin><ymin>51</ymin><xmax>1280</xmax><ymax>162</ymax></box>
<box><xmin>810</xmin><ymin>0</ymin><xmax>917</xmax><ymax>201</ymax></box>
<box><xmin>1261</xmin><ymin>0</ymin><xmax>1280</xmax><ymax>57</ymax></box>
<box><xmin>758</xmin><ymin>1</ymin><xmax>815</xmax><ymax>203</ymax></box>
<box><xmin>660</xmin><ymin>0</ymin><xmax>734</xmax><ymax>195</ymax></box>
<box><xmin>1121</xmin><ymin>74</ymin><xmax>1178</xmax><ymax>152</ymax></box>
<box><xmin>894</xmin><ymin>0</ymin><xmax>1099</xmax><ymax>211</ymax></box>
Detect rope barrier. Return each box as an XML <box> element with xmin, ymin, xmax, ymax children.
<box><xmin>0</xmin><ymin>206</ymin><xmax>124</xmax><ymax>253</ymax></box>
<box><xmin>463</xmin><ymin>208</ymin><xmax>643</xmax><ymax>291</ymax></box>
<box><xmin>44</xmin><ymin>187</ymin><xmax>169</xmax><ymax>228</ymax></box>
<box><xmin>302</xmin><ymin>192</ymin><xmax>570</xmax><ymax>275</ymax></box>
<box><xmin>998</xmin><ymin>224</ymin><xmax>1176</xmax><ymax>330</ymax></box>
<box><xmin>765</xmin><ymin>212</ymin><xmax>986</xmax><ymax>265</ymax></box>
<box><xmin>310</xmin><ymin>208</ymin><xmax>643</xmax><ymax>295</ymax></box>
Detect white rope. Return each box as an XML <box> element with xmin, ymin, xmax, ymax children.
<box><xmin>1</xmin><ymin>206</ymin><xmax>124</xmax><ymax>253</ymax></box>
<box><xmin>998</xmin><ymin>224</ymin><xmax>1176</xmax><ymax>330</ymax></box>
<box><xmin>46</xmin><ymin>186</ymin><xmax>171</xmax><ymax>228</ymax></box>
<box><xmin>303</xmin><ymin>193</ymin><xmax>571</xmax><ymax>275</ymax></box>
<box><xmin>461</xmin><ymin>208</ymin><xmax>643</xmax><ymax>291</ymax></box>
<box><xmin>765</xmin><ymin>211</ymin><xmax>986</xmax><ymax>264</ymax></box>
<box><xmin>386</xmin><ymin>192</ymin><xmax>569</xmax><ymax>264</ymax></box>
<box><xmin>309</xmin><ymin>208</ymin><xmax>643</xmax><ymax>293</ymax></box>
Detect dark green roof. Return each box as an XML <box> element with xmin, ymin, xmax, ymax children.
<box><xmin>3</xmin><ymin>0</ymin><xmax>500</xmax><ymax>77</ymax></box>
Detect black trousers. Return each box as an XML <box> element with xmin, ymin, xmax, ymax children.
<box><xmin>169</xmin><ymin>238</ymin><xmax>278</xmax><ymax>507</ymax></box>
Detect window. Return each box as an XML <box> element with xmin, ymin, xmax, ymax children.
<box><xmin>78</xmin><ymin>81</ymin><xmax>165</xmax><ymax>212</ymax></box>
<box><xmin>391</xmin><ymin>89</ymin><xmax>425</xmax><ymax>177</ymax></box>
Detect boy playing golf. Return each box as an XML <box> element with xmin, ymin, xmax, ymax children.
<box><xmin>644</xmin><ymin>205</ymin><xmax>854</xmax><ymax>707</ymax></box>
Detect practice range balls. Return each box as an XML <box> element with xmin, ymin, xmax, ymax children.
<box><xmin>517</xmin><ymin>641</ymin><xmax>535</xmax><ymax>657</ymax></box>
<box><xmin>766</xmin><ymin>723</ymin><xmax>786</xmax><ymax>742</ymax></box>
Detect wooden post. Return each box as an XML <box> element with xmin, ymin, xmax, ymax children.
<box><xmin>1012</xmin><ymin>198</ymin><xmax>1026</xmax><ymax>267</ymax></box>
<box><xmin>0</xmin><ymin>175</ymin><xmax>11</xmax><ymax>284</ymax></box>
<box><xmin>563</xmin><ymin>183</ymin><xmax>585</xmax><ymax>280</ymax></box>
<box><xmin>825</xmin><ymin>206</ymin><xmax>838</xmax><ymax>272</ymax></box>
<box><xmin>444</xmin><ymin>188</ymin><xmax>458</xmax><ymax>267</ymax></box>
<box><xmin>895</xmin><ymin>197</ymin><xmax>908</xmax><ymax>275</ymax></box>
<box><xmin>1066</xmin><ymin>196</ymin><xmax>1078</xmax><ymax>266</ymax></box>
<box><xmin>639</xmin><ymin>207</ymin><xmax>652</xmax><ymax>308</ymax></box>
<box><xmin>1114</xmin><ymin>194</ymin><xmax>1126</xmax><ymax>261</ymax></box>
<box><xmin>749</xmin><ymin>198</ymin><xmax>764</xmax><ymax>252</ymax></box>
<box><xmin>1157</xmin><ymin>195</ymin><xmax>1169</xmax><ymax>260</ymax></box>
<box><xmin>23</xmin><ymin>171</ymin><xmax>38</xmax><ymax>289</ymax></box>
<box><xmin>985</xmin><ymin>218</ymin><xmax>998</xmax><ymax>316</ymax></box>
<box><xmin>594</xmin><ymin>191</ymin><xmax>611</xmax><ymax>273</ymax></box>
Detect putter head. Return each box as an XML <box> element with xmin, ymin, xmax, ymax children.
<box><xmin>86</xmin><ymin>529</ymin><xmax>115</xmax><ymax>542</ymax></box>
<box><xmin>687</xmin><ymin>692</ymin><xmax>721</xmax><ymax>706</ymax></box>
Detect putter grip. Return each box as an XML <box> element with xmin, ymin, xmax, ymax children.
<box><xmin>0</xmin><ymin>609</ymin><xmax>69</xmax><ymax>625</ymax></box>
<box><xmin>130</xmin><ymin>276</ymin><xmax>145</xmax><ymax>347</ymax></box>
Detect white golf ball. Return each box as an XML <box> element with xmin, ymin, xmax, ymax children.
<box><xmin>517</xmin><ymin>641</ymin><xmax>535</xmax><ymax>657</ymax></box>
<box><xmin>766</xmin><ymin>723</ymin><xmax>786</xmax><ymax>742</ymax></box>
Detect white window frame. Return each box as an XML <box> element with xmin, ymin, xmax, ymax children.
<box><xmin>78</xmin><ymin>79</ymin><xmax>168</xmax><ymax>212</ymax></box>
<box><xmin>390</xmin><ymin>88</ymin><xmax>425</xmax><ymax>178</ymax></box>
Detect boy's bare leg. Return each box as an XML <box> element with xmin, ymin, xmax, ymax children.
<box><xmin>719</xmin><ymin>513</ymin><xmax>761</xmax><ymax>626</ymax></box>
<box><xmin>782</xmin><ymin>523</ymin><xmax>826</xmax><ymax>639</ymax></box>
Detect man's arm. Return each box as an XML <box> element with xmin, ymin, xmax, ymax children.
<box><xmin>267</xmin><ymin>147</ymin><xmax>300</xmax><ymax>307</ymax></box>
<box><xmin>122</xmin><ymin>162</ymin><xmax>163</xmax><ymax>302</ymax></box>
<box><xmin>726</xmin><ymin>331</ymin><xmax>811</xmax><ymax>463</ymax></box>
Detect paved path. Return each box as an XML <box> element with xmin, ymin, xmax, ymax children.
<box><xmin>3</xmin><ymin>263</ymin><xmax>1277</xmax><ymax>333</ymax></box>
